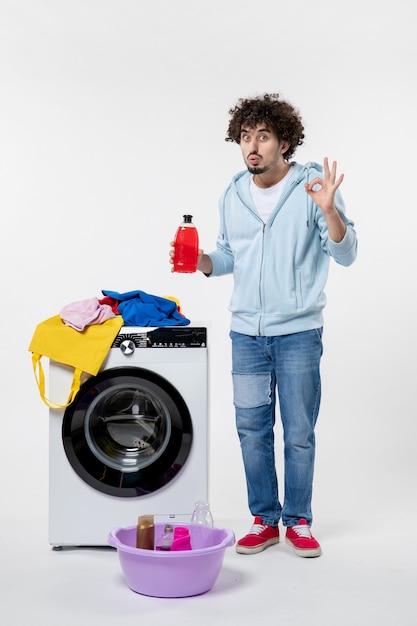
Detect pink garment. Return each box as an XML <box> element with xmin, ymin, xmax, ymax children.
<box><xmin>60</xmin><ymin>297</ymin><xmax>115</xmax><ymax>331</ymax></box>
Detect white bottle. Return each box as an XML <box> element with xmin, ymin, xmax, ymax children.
<box><xmin>191</xmin><ymin>500</ymin><xmax>214</xmax><ymax>527</ymax></box>
<box><xmin>190</xmin><ymin>500</ymin><xmax>214</xmax><ymax>548</ymax></box>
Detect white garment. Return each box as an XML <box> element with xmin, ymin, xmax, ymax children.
<box><xmin>250</xmin><ymin>168</ymin><xmax>292</xmax><ymax>222</ymax></box>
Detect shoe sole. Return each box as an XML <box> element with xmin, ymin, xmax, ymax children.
<box><xmin>235</xmin><ymin>537</ymin><xmax>280</xmax><ymax>555</ymax></box>
<box><xmin>285</xmin><ymin>537</ymin><xmax>322</xmax><ymax>558</ymax></box>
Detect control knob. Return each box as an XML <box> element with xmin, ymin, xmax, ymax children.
<box><xmin>120</xmin><ymin>339</ymin><xmax>135</xmax><ymax>355</ymax></box>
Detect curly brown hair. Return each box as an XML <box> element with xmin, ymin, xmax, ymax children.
<box><xmin>225</xmin><ymin>93</ymin><xmax>305</xmax><ymax>161</ymax></box>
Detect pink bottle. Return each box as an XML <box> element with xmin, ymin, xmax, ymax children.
<box><xmin>171</xmin><ymin>526</ymin><xmax>192</xmax><ymax>551</ymax></box>
<box><xmin>173</xmin><ymin>215</ymin><xmax>199</xmax><ymax>273</ymax></box>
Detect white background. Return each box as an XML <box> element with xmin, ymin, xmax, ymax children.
<box><xmin>1</xmin><ymin>0</ymin><xmax>416</xmax><ymax>535</ymax></box>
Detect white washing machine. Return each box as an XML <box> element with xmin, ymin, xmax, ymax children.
<box><xmin>48</xmin><ymin>325</ymin><xmax>208</xmax><ymax>548</ymax></box>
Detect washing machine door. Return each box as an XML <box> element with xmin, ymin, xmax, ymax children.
<box><xmin>62</xmin><ymin>367</ymin><xmax>193</xmax><ymax>497</ymax></box>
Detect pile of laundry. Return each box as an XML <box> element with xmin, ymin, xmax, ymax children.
<box><xmin>60</xmin><ymin>289</ymin><xmax>190</xmax><ymax>331</ymax></box>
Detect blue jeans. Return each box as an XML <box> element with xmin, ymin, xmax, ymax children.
<box><xmin>230</xmin><ymin>328</ymin><xmax>323</xmax><ymax>527</ymax></box>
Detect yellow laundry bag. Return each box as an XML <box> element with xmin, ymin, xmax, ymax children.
<box><xmin>29</xmin><ymin>314</ymin><xmax>124</xmax><ymax>409</ymax></box>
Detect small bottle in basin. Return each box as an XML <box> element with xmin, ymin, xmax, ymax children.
<box><xmin>171</xmin><ymin>526</ymin><xmax>192</xmax><ymax>551</ymax></box>
<box><xmin>136</xmin><ymin>514</ymin><xmax>154</xmax><ymax>550</ymax></box>
<box><xmin>190</xmin><ymin>500</ymin><xmax>214</xmax><ymax>548</ymax></box>
<box><xmin>155</xmin><ymin>524</ymin><xmax>174</xmax><ymax>551</ymax></box>
<box><xmin>191</xmin><ymin>500</ymin><xmax>214</xmax><ymax>527</ymax></box>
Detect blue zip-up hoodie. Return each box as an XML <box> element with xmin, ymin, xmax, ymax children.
<box><xmin>208</xmin><ymin>162</ymin><xmax>357</xmax><ymax>336</ymax></box>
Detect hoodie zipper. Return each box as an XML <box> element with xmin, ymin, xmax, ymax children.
<box><xmin>257</xmin><ymin>179</ymin><xmax>300</xmax><ymax>335</ymax></box>
<box><xmin>258</xmin><ymin>222</ymin><xmax>266</xmax><ymax>335</ymax></box>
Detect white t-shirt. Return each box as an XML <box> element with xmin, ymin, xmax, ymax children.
<box><xmin>250</xmin><ymin>168</ymin><xmax>292</xmax><ymax>223</ymax></box>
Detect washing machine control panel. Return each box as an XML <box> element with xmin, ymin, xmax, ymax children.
<box><xmin>112</xmin><ymin>327</ymin><xmax>207</xmax><ymax>350</ymax></box>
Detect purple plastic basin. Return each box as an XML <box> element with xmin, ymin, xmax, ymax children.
<box><xmin>108</xmin><ymin>523</ymin><xmax>235</xmax><ymax>598</ymax></box>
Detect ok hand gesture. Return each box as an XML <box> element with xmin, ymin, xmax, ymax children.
<box><xmin>304</xmin><ymin>157</ymin><xmax>344</xmax><ymax>216</ymax></box>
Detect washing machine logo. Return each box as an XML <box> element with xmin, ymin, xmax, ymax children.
<box><xmin>120</xmin><ymin>339</ymin><xmax>136</xmax><ymax>356</ymax></box>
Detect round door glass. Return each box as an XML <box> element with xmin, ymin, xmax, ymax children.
<box><xmin>62</xmin><ymin>368</ymin><xmax>193</xmax><ymax>497</ymax></box>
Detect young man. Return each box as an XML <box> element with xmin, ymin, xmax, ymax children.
<box><xmin>171</xmin><ymin>93</ymin><xmax>357</xmax><ymax>557</ymax></box>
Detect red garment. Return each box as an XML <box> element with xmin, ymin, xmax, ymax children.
<box><xmin>99</xmin><ymin>296</ymin><xmax>120</xmax><ymax>315</ymax></box>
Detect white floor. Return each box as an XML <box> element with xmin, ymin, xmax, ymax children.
<box><xmin>2</xmin><ymin>514</ymin><xmax>415</xmax><ymax>626</ymax></box>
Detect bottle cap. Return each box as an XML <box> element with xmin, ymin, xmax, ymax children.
<box><xmin>137</xmin><ymin>514</ymin><xmax>154</xmax><ymax>528</ymax></box>
<box><xmin>194</xmin><ymin>500</ymin><xmax>210</xmax><ymax>509</ymax></box>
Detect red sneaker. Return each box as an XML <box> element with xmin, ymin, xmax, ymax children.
<box><xmin>236</xmin><ymin>516</ymin><xmax>279</xmax><ymax>554</ymax></box>
<box><xmin>285</xmin><ymin>519</ymin><xmax>321</xmax><ymax>557</ymax></box>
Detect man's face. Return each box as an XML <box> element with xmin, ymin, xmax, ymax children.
<box><xmin>239</xmin><ymin>123</ymin><xmax>287</xmax><ymax>175</ymax></box>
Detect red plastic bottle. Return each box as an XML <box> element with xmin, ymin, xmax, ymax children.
<box><xmin>173</xmin><ymin>215</ymin><xmax>199</xmax><ymax>273</ymax></box>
